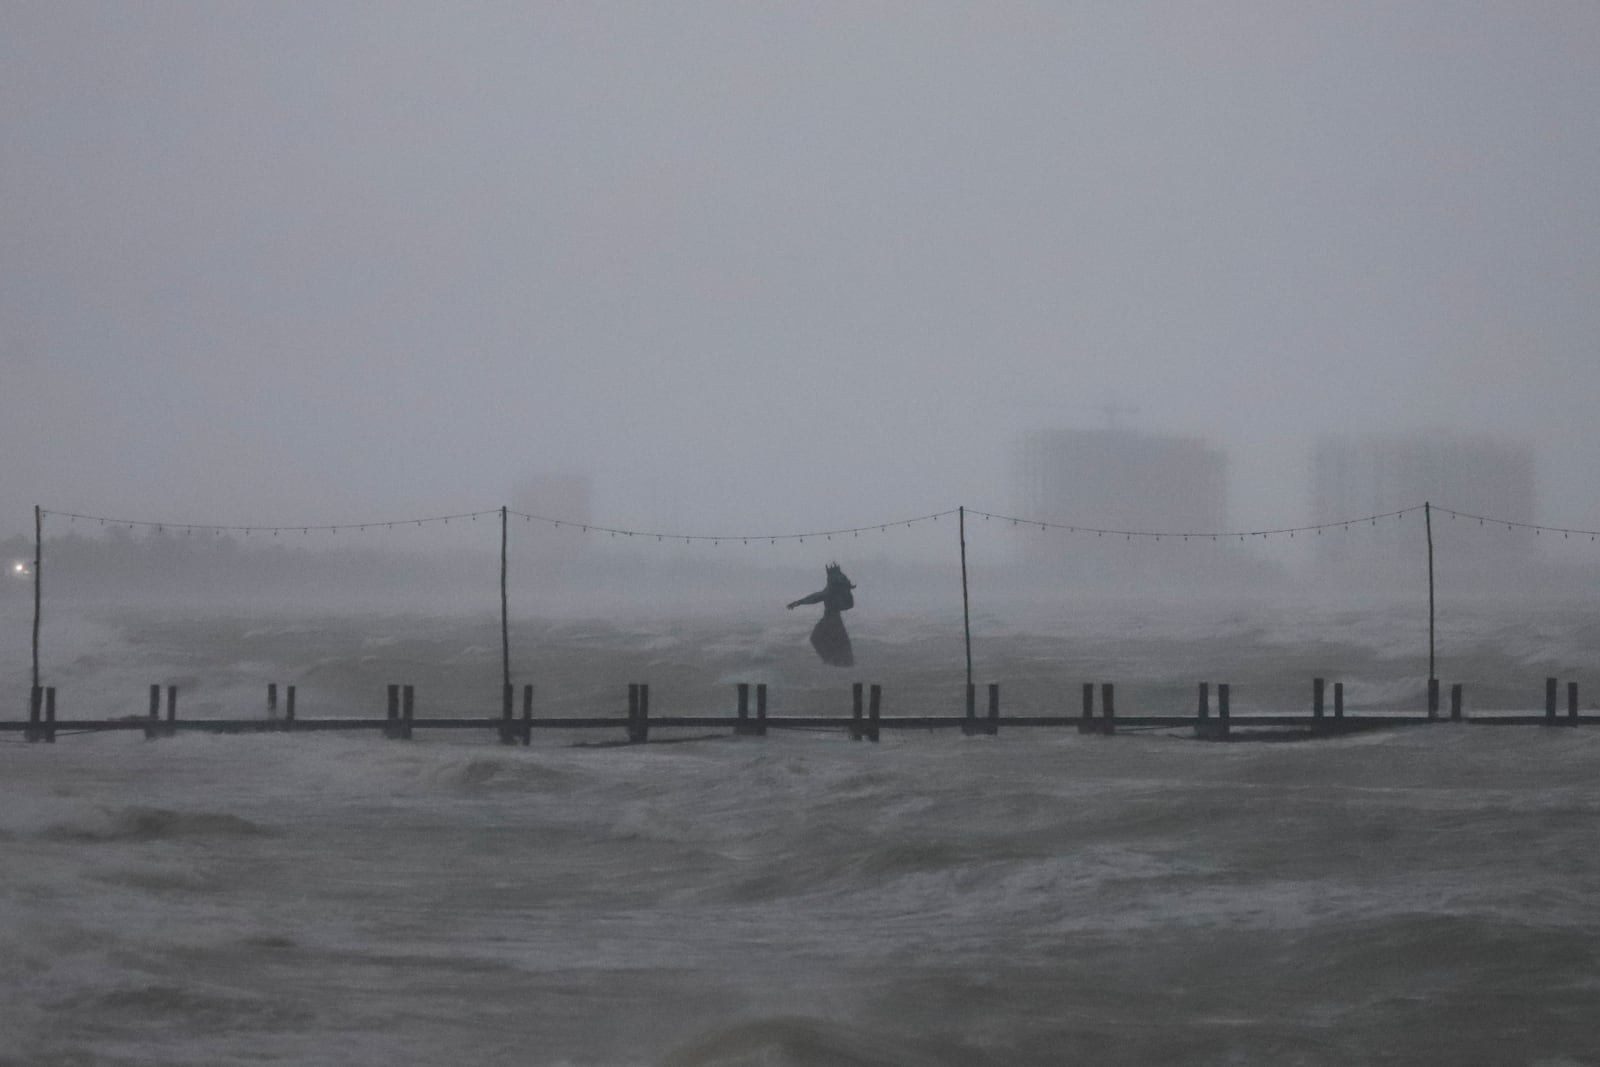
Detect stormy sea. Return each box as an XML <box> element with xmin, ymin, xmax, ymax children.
<box><xmin>3</xmin><ymin>599</ymin><xmax>1598</xmax><ymax>1065</ymax></box>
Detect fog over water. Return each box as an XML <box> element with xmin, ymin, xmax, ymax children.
<box><xmin>6</xmin><ymin>7</ymin><xmax>1600</xmax><ymax>1066</ymax></box>
<box><xmin>4</xmin><ymin>4</ymin><xmax>1599</xmax><ymax>542</ymax></box>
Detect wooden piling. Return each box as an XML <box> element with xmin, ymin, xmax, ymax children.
<box><xmin>1451</xmin><ymin>682</ymin><xmax>1463</xmax><ymax>722</ymax></box>
<box><xmin>1428</xmin><ymin>677</ymin><xmax>1440</xmax><ymax>721</ymax></box>
<box><xmin>1569</xmin><ymin>681</ymin><xmax>1579</xmax><ymax>726</ymax></box>
<box><xmin>1194</xmin><ymin>681</ymin><xmax>1223</xmax><ymax>740</ymax></box>
<box><xmin>1546</xmin><ymin>677</ymin><xmax>1558</xmax><ymax>724</ymax></box>
<box><xmin>1101</xmin><ymin>682</ymin><xmax>1115</xmax><ymax>736</ymax></box>
<box><xmin>386</xmin><ymin>684</ymin><xmax>400</xmax><ymax>739</ymax></box>
<box><xmin>868</xmin><ymin>684</ymin><xmax>881</xmax><ymax>743</ymax></box>
<box><xmin>1313</xmin><ymin>677</ymin><xmax>1325</xmax><ymax>721</ymax></box>
<box><xmin>268</xmin><ymin>682</ymin><xmax>278</xmax><ymax>718</ymax></box>
<box><xmin>166</xmin><ymin>685</ymin><xmax>177</xmax><ymax>738</ymax></box>
<box><xmin>851</xmin><ymin>682</ymin><xmax>864</xmax><ymax>741</ymax></box>
<box><xmin>736</xmin><ymin>682</ymin><xmax>751</xmax><ymax>736</ymax></box>
<box><xmin>401</xmin><ymin>684</ymin><xmax>414</xmax><ymax>740</ymax></box>
<box><xmin>1079</xmin><ymin>682</ymin><xmax>1096</xmax><ymax>734</ymax></box>
<box><xmin>146</xmin><ymin>684</ymin><xmax>160</xmax><ymax>740</ymax></box>
<box><xmin>1217</xmin><ymin>683</ymin><xmax>1231</xmax><ymax>739</ymax></box>
<box><xmin>963</xmin><ymin>682</ymin><xmax>978</xmax><ymax>736</ymax></box>
<box><xmin>500</xmin><ymin>683</ymin><xmax>515</xmax><ymax>745</ymax></box>
<box><xmin>1334</xmin><ymin>681</ymin><xmax>1344</xmax><ymax>720</ymax></box>
<box><xmin>1195</xmin><ymin>681</ymin><xmax>1220</xmax><ymax>739</ymax></box>
<box><xmin>625</xmin><ymin>682</ymin><xmax>651</xmax><ymax>743</ymax></box>
<box><xmin>987</xmin><ymin>683</ymin><xmax>1000</xmax><ymax>736</ymax></box>
<box><xmin>27</xmin><ymin>685</ymin><xmax>41</xmax><ymax>743</ymax></box>
<box><xmin>284</xmin><ymin>685</ymin><xmax>296</xmax><ymax>730</ymax></box>
<box><xmin>44</xmin><ymin>686</ymin><xmax>56</xmax><ymax>743</ymax></box>
<box><xmin>521</xmin><ymin>684</ymin><xmax>533</xmax><ymax>746</ymax></box>
<box><xmin>755</xmin><ymin>683</ymin><xmax>768</xmax><ymax>737</ymax></box>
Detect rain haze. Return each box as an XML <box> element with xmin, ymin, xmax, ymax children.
<box><xmin>8</xmin><ymin>7</ymin><xmax>1600</xmax><ymax>1067</ymax></box>
<box><xmin>4</xmin><ymin>3</ymin><xmax>1598</xmax><ymax>542</ymax></box>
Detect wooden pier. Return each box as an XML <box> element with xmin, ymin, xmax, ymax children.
<box><xmin>8</xmin><ymin>677</ymin><xmax>1597</xmax><ymax>745</ymax></box>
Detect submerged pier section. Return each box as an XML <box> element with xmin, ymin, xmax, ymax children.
<box><xmin>8</xmin><ymin>677</ymin><xmax>1598</xmax><ymax>745</ymax></box>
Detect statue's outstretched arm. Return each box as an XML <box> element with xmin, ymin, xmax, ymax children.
<box><xmin>787</xmin><ymin>589</ymin><xmax>826</xmax><ymax>610</ymax></box>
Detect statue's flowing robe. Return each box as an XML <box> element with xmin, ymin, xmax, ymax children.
<box><xmin>809</xmin><ymin>614</ymin><xmax>854</xmax><ymax>667</ymax></box>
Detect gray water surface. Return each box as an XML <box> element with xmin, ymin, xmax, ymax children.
<box><xmin>3</xmin><ymin>607</ymin><xmax>1598</xmax><ymax>1065</ymax></box>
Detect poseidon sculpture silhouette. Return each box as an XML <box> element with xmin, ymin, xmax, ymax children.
<box><xmin>786</xmin><ymin>562</ymin><xmax>856</xmax><ymax>667</ymax></box>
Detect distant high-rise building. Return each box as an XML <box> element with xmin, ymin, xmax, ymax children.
<box><xmin>1018</xmin><ymin>427</ymin><xmax>1229</xmax><ymax>532</ymax></box>
<box><xmin>1309</xmin><ymin>433</ymin><xmax>1537</xmax><ymax>571</ymax></box>
<box><xmin>1014</xmin><ymin>427</ymin><xmax>1229</xmax><ymax>582</ymax></box>
<box><xmin>512</xmin><ymin>473</ymin><xmax>593</xmax><ymax>555</ymax></box>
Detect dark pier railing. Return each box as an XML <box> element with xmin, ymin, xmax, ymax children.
<box><xmin>8</xmin><ymin>676</ymin><xmax>1597</xmax><ymax>746</ymax></box>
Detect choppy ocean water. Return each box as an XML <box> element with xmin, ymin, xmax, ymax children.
<box><xmin>3</xmin><ymin>602</ymin><xmax>1599</xmax><ymax>1065</ymax></box>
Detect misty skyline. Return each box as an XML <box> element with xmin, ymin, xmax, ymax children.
<box><xmin>5</xmin><ymin>3</ymin><xmax>1598</xmax><ymax>542</ymax></box>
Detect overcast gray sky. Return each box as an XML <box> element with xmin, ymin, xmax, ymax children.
<box><xmin>4</xmin><ymin>2</ymin><xmax>1598</xmax><ymax>540</ymax></box>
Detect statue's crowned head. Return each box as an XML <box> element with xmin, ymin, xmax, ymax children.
<box><xmin>824</xmin><ymin>562</ymin><xmax>854</xmax><ymax>588</ymax></box>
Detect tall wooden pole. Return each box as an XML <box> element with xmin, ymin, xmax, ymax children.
<box><xmin>31</xmin><ymin>505</ymin><xmax>42</xmax><ymax>692</ymax></box>
<box><xmin>500</xmin><ymin>505</ymin><xmax>510</xmax><ymax>694</ymax></box>
<box><xmin>1425</xmin><ymin>501</ymin><xmax>1435</xmax><ymax>684</ymax></box>
<box><xmin>959</xmin><ymin>505</ymin><xmax>972</xmax><ymax>697</ymax></box>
